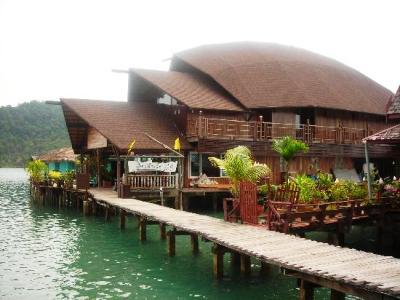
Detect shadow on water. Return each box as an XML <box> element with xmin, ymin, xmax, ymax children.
<box><xmin>1</xmin><ymin>169</ymin><xmax>396</xmax><ymax>299</ymax></box>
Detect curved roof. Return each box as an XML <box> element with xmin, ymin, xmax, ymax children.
<box><xmin>131</xmin><ymin>69</ymin><xmax>243</xmax><ymax>111</ymax></box>
<box><xmin>171</xmin><ymin>42</ymin><xmax>393</xmax><ymax>115</ymax></box>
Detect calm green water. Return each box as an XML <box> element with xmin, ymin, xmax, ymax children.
<box><xmin>0</xmin><ymin>168</ymin><xmax>391</xmax><ymax>299</ymax></box>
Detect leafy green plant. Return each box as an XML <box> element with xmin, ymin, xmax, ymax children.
<box><xmin>26</xmin><ymin>160</ymin><xmax>48</xmax><ymax>183</ymax></box>
<box><xmin>316</xmin><ymin>172</ymin><xmax>334</xmax><ymax>190</ymax></box>
<box><xmin>61</xmin><ymin>170</ymin><xmax>75</xmax><ymax>187</ymax></box>
<box><xmin>209</xmin><ymin>146</ymin><xmax>270</xmax><ymax>197</ymax></box>
<box><xmin>329</xmin><ymin>180</ymin><xmax>350</xmax><ymax>201</ymax></box>
<box><xmin>272</xmin><ymin>136</ymin><xmax>308</xmax><ymax>179</ymax></box>
<box><xmin>292</xmin><ymin>174</ymin><xmax>317</xmax><ymax>203</ymax></box>
<box><xmin>48</xmin><ymin>170</ymin><xmax>62</xmax><ymax>181</ymax></box>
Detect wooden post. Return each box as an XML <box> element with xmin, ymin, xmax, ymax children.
<box><xmin>116</xmin><ymin>154</ymin><xmax>121</xmax><ymax>197</ymax></box>
<box><xmin>212</xmin><ymin>193</ymin><xmax>218</xmax><ymax>212</ymax></box>
<box><xmin>92</xmin><ymin>200</ymin><xmax>97</xmax><ymax>215</ymax></box>
<box><xmin>139</xmin><ymin>217</ymin><xmax>147</xmax><ymax>241</ymax></box>
<box><xmin>260</xmin><ymin>261</ymin><xmax>270</xmax><ymax>276</ymax></box>
<box><xmin>167</xmin><ymin>230</ymin><xmax>176</xmax><ymax>256</ymax></box>
<box><xmin>105</xmin><ymin>206</ymin><xmax>111</xmax><ymax>221</ymax></box>
<box><xmin>337</xmin><ymin>232</ymin><xmax>345</xmax><ymax>247</ymax></box>
<box><xmin>330</xmin><ymin>289</ymin><xmax>345</xmax><ymax>300</ymax></box>
<box><xmin>364</xmin><ymin>142</ymin><xmax>372</xmax><ymax>200</ymax></box>
<box><xmin>212</xmin><ymin>243</ymin><xmax>224</xmax><ymax>279</ymax></box>
<box><xmin>83</xmin><ymin>200</ymin><xmax>90</xmax><ymax>216</ymax></box>
<box><xmin>190</xmin><ymin>233</ymin><xmax>199</xmax><ymax>254</ymax></box>
<box><xmin>97</xmin><ymin>149</ymin><xmax>101</xmax><ymax>188</ymax></box>
<box><xmin>299</xmin><ymin>280</ymin><xmax>314</xmax><ymax>300</ymax></box>
<box><xmin>240</xmin><ymin>254</ymin><xmax>251</xmax><ymax>276</ymax></box>
<box><xmin>230</xmin><ymin>251</ymin><xmax>241</xmax><ymax>268</ymax></box>
<box><xmin>120</xmin><ymin>209</ymin><xmax>126</xmax><ymax>229</ymax></box>
<box><xmin>160</xmin><ymin>223</ymin><xmax>166</xmax><ymax>240</ymax></box>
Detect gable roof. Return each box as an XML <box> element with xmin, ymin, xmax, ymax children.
<box><xmin>171</xmin><ymin>42</ymin><xmax>393</xmax><ymax>115</ymax></box>
<box><xmin>61</xmin><ymin>98</ymin><xmax>190</xmax><ymax>153</ymax></box>
<box><xmin>130</xmin><ymin>69</ymin><xmax>243</xmax><ymax>111</ymax></box>
<box><xmin>386</xmin><ymin>85</ymin><xmax>400</xmax><ymax>118</ymax></box>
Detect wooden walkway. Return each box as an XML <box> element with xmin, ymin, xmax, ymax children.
<box><xmin>90</xmin><ymin>189</ymin><xmax>400</xmax><ymax>299</ymax></box>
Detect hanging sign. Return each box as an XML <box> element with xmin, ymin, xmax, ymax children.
<box><xmin>128</xmin><ymin>160</ymin><xmax>177</xmax><ymax>173</ymax></box>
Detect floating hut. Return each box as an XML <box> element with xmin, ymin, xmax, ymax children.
<box><xmin>32</xmin><ymin>147</ymin><xmax>76</xmax><ymax>172</ymax></box>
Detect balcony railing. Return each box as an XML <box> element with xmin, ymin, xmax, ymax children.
<box><xmin>127</xmin><ymin>174</ymin><xmax>178</xmax><ymax>190</ymax></box>
<box><xmin>187</xmin><ymin>117</ymin><xmax>374</xmax><ymax>144</ymax></box>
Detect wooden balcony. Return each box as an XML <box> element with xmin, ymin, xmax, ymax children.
<box><xmin>127</xmin><ymin>174</ymin><xmax>178</xmax><ymax>190</ymax></box>
<box><xmin>187</xmin><ymin>117</ymin><xmax>373</xmax><ymax>145</ymax></box>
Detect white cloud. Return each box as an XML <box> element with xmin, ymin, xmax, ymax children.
<box><xmin>0</xmin><ymin>0</ymin><xmax>399</xmax><ymax>106</ymax></box>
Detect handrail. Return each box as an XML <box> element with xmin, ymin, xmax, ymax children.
<box><xmin>127</xmin><ymin>174</ymin><xmax>178</xmax><ymax>189</ymax></box>
<box><xmin>187</xmin><ymin>116</ymin><xmax>371</xmax><ymax>144</ymax></box>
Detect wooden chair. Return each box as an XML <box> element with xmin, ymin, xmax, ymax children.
<box><xmin>272</xmin><ymin>182</ymin><xmax>300</xmax><ymax>204</ymax></box>
<box><xmin>239</xmin><ymin>181</ymin><xmax>258</xmax><ymax>225</ymax></box>
<box><xmin>223</xmin><ymin>181</ymin><xmax>259</xmax><ymax>225</ymax></box>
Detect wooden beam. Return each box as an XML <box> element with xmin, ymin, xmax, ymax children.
<box><xmin>240</xmin><ymin>254</ymin><xmax>251</xmax><ymax>276</ymax></box>
<box><xmin>230</xmin><ymin>251</ymin><xmax>241</xmax><ymax>268</ymax></box>
<box><xmin>190</xmin><ymin>234</ymin><xmax>199</xmax><ymax>254</ymax></box>
<box><xmin>167</xmin><ymin>230</ymin><xmax>176</xmax><ymax>256</ymax></box>
<box><xmin>105</xmin><ymin>206</ymin><xmax>111</xmax><ymax>221</ymax></box>
<box><xmin>119</xmin><ymin>209</ymin><xmax>126</xmax><ymax>229</ymax></box>
<box><xmin>139</xmin><ymin>217</ymin><xmax>147</xmax><ymax>241</ymax></box>
<box><xmin>300</xmin><ymin>280</ymin><xmax>315</xmax><ymax>300</ymax></box>
<box><xmin>284</xmin><ymin>269</ymin><xmax>389</xmax><ymax>300</ymax></box>
<box><xmin>160</xmin><ymin>223</ymin><xmax>166</xmax><ymax>240</ymax></box>
<box><xmin>212</xmin><ymin>243</ymin><xmax>224</xmax><ymax>279</ymax></box>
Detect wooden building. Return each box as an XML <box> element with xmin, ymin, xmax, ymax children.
<box><xmin>33</xmin><ymin>147</ymin><xmax>76</xmax><ymax>172</ymax></box>
<box><xmin>59</xmin><ymin>42</ymin><xmax>398</xmax><ymax>192</ymax></box>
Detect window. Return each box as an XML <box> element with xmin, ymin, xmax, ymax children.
<box><xmin>189</xmin><ymin>152</ymin><xmax>225</xmax><ymax>177</ymax></box>
<box><xmin>157</xmin><ymin>94</ymin><xmax>177</xmax><ymax>106</ymax></box>
<box><xmin>54</xmin><ymin>162</ymin><xmax>60</xmax><ymax>171</ymax></box>
<box><xmin>295</xmin><ymin>114</ymin><xmax>301</xmax><ymax>129</ymax></box>
<box><xmin>189</xmin><ymin>152</ymin><xmax>200</xmax><ymax>177</ymax></box>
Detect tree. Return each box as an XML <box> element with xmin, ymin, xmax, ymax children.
<box><xmin>209</xmin><ymin>146</ymin><xmax>270</xmax><ymax>197</ymax></box>
<box><xmin>272</xmin><ymin>136</ymin><xmax>309</xmax><ymax>180</ymax></box>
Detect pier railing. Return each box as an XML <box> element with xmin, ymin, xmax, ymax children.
<box><xmin>127</xmin><ymin>174</ymin><xmax>178</xmax><ymax>190</ymax></box>
<box><xmin>187</xmin><ymin>117</ymin><xmax>373</xmax><ymax>144</ymax></box>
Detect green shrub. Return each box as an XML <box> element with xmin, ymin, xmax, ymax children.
<box><xmin>209</xmin><ymin>146</ymin><xmax>270</xmax><ymax>197</ymax></box>
<box><xmin>26</xmin><ymin>160</ymin><xmax>48</xmax><ymax>183</ymax></box>
<box><xmin>293</xmin><ymin>174</ymin><xmax>317</xmax><ymax>203</ymax></box>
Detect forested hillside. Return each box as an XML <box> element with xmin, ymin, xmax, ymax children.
<box><xmin>0</xmin><ymin>101</ymin><xmax>71</xmax><ymax>167</ymax></box>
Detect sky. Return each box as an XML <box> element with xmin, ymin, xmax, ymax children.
<box><xmin>0</xmin><ymin>0</ymin><xmax>399</xmax><ymax>107</ymax></box>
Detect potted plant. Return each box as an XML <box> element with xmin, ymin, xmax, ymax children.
<box><xmin>208</xmin><ymin>146</ymin><xmax>270</xmax><ymax>199</ymax></box>
<box><xmin>272</xmin><ymin>136</ymin><xmax>309</xmax><ymax>182</ymax></box>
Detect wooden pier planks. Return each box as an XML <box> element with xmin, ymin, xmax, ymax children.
<box><xmin>89</xmin><ymin>189</ymin><xmax>400</xmax><ymax>298</ymax></box>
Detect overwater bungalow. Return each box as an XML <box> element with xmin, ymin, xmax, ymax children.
<box><xmin>32</xmin><ymin>147</ymin><xmax>76</xmax><ymax>172</ymax></box>
<box><xmin>56</xmin><ymin>42</ymin><xmax>398</xmax><ymax>204</ymax></box>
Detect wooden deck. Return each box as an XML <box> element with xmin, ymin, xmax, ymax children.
<box><xmin>89</xmin><ymin>188</ymin><xmax>400</xmax><ymax>299</ymax></box>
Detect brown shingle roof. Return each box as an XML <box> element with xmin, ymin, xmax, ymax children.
<box><xmin>35</xmin><ymin>147</ymin><xmax>76</xmax><ymax>162</ymax></box>
<box><xmin>131</xmin><ymin>69</ymin><xmax>243</xmax><ymax>111</ymax></box>
<box><xmin>387</xmin><ymin>85</ymin><xmax>400</xmax><ymax>118</ymax></box>
<box><xmin>171</xmin><ymin>42</ymin><xmax>393</xmax><ymax>115</ymax></box>
<box><xmin>61</xmin><ymin>98</ymin><xmax>190</xmax><ymax>152</ymax></box>
<box><xmin>363</xmin><ymin>124</ymin><xmax>400</xmax><ymax>144</ymax></box>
